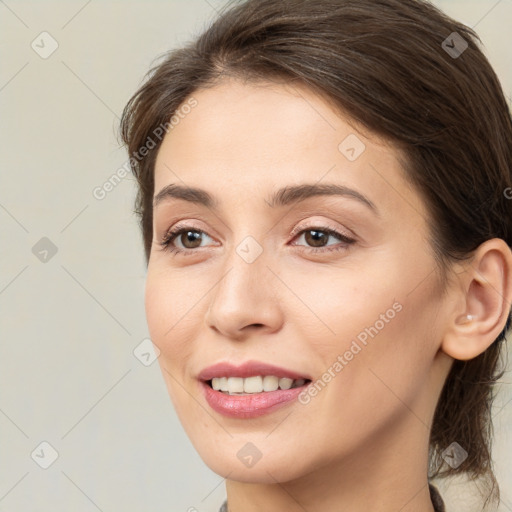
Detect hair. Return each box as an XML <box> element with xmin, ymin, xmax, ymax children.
<box><xmin>119</xmin><ymin>0</ymin><xmax>512</xmax><ymax>508</ymax></box>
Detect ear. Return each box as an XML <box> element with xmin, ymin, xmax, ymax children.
<box><xmin>441</xmin><ymin>238</ymin><xmax>512</xmax><ymax>361</ymax></box>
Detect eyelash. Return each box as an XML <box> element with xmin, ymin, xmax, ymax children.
<box><xmin>158</xmin><ymin>223</ymin><xmax>356</xmax><ymax>257</ymax></box>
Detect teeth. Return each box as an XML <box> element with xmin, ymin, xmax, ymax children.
<box><xmin>278</xmin><ymin>377</ymin><xmax>293</xmax><ymax>390</ymax></box>
<box><xmin>244</xmin><ymin>376</ymin><xmax>263</xmax><ymax>393</ymax></box>
<box><xmin>227</xmin><ymin>377</ymin><xmax>244</xmax><ymax>393</ymax></box>
<box><xmin>211</xmin><ymin>377</ymin><xmax>228</xmax><ymax>391</ymax></box>
<box><xmin>210</xmin><ymin>376</ymin><xmax>308</xmax><ymax>394</ymax></box>
<box><xmin>263</xmin><ymin>375</ymin><xmax>279</xmax><ymax>391</ymax></box>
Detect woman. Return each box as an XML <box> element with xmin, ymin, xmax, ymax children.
<box><xmin>120</xmin><ymin>0</ymin><xmax>512</xmax><ymax>510</ymax></box>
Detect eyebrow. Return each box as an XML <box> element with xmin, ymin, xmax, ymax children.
<box><xmin>153</xmin><ymin>182</ymin><xmax>378</xmax><ymax>214</ymax></box>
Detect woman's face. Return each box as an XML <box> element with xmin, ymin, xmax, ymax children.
<box><xmin>146</xmin><ymin>78</ymin><xmax>454</xmax><ymax>483</ymax></box>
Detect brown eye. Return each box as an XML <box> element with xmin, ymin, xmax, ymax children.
<box><xmin>160</xmin><ymin>227</ymin><xmax>214</xmax><ymax>254</ymax></box>
<box><xmin>177</xmin><ymin>230</ymin><xmax>203</xmax><ymax>249</ymax></box>
<box><xmin>303</xmin><ymin>229</ymin><xmax>330</xmax><ymax>248</ymax></box>
<box><xmin>292</xmin><ymin>226</ymin><xmax>355</xmax><ymax>252</ymax></box>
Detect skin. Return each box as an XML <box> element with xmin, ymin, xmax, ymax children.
<box><xmin>145</xmin><ymin>78</ymin><xmax>512</xmax><ymax>512</ymax></box>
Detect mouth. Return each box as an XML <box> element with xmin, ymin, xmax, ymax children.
<box><xmin>198</xmin><ymin>360</ymin><xmax>312</xmax><ymax>418</ymax></box>
<box><xmin>206</xmin><ymin>375</ymin><xmax>310</xmax><ymax>395</ymax></box>
<box><xmin>200</xmin><ymin>375</ymin><xmax>311</xmax><ymax>419</ymax></box>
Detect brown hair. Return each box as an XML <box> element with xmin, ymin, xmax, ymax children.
<box><xmin>119</xmin><ymin>0</ymin><xmax>512</xmax><ymax>508</ymax></box>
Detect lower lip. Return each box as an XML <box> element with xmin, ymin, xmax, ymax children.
<box><xmin>201</xmin><ymin>381</ymin><xmax>308</xmax><ymax>419</ymax></box>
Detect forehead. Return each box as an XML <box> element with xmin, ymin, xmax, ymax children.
<box><xmin>153</xmin><ymin>78</ymin><xmax>427</xmax><ymax>222</ymax></box>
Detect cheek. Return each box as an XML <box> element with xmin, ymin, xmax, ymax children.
<box><xmin>144</xmin><ymin>274</ymin><xmax>171</xmax><ymax>353</ymax></box>
<box><xmin>277</xmin><ymin>259</ymin><xmax>403</xmax><ymax>357</ymax></box>
<box><xmin>144</xmin><ymin>269</ymin><xmax>202</xmax><ymax>383</ymax></box>
<box><xmin>145</xmin><ymin>270</ymin><xmax>203</xmax><ymax>422</ymax></box>
<box><xmin>286</xmin><ymin>253</ymin><xmax>440</xmax><ymax>427</ymax></box>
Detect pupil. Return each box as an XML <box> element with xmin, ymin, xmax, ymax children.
<box><xmin>183</xmin><ymin>231</ymin><xmax>201</xmax><ymax>248</ymax></box>
<box><xmin>306</xmin><ymin>230</ymin><xmax>327</xmax><ymax>247</ymax></box>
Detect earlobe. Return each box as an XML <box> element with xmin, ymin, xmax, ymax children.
<box><xmin>441</xmin><ymin>238</ymin><xmax>512</xmax><ymax>361</ymax></box>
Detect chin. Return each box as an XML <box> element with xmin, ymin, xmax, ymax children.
<box><xmin>193</xmin><ymin>438</ymin><xmax>313</xmax><ymax>484</ymax></box>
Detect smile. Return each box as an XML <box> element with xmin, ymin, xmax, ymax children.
<box><xmin>209</xmin><ymin>376</ymin><xmax>307</xmax><ymax>394</ymax></box>
<box><xmin>198</xmin><ymin>361</ymin><xmax>312</xmax><ymax>419</ymax></box>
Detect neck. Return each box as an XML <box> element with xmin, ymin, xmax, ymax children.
<box><xmin>224</xmin><ymin>415</ymin><xmax>437</xmax><ymax>512</ymax></box>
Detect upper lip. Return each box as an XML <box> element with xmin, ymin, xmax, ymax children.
<box><xmin>197</xmin><ymin>360</ymin><xmax>311</xmax><ymax>381</ymax></box>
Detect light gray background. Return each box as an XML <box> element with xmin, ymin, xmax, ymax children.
<box><xmin>0</xmin><ymin>1</ymin><xmax>511</xmax><ymax>511</ymax></box>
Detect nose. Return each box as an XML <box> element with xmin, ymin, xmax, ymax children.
<box><xmin>204</xmin><ymin>249</ymin><xmax>284</xmax><ymax>341</ymax></box>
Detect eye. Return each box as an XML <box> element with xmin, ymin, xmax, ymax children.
<box><xmin>159</xmin><ymin>225</ymin><xmax>215</xmax><ymax>256</ymax></box>
<box><xmin>158</xmin><ymin>223</ymin><xmax>356</xmax><ymax>256</ymax></box>
<box><xmin>290</xmin><ymin>225</ymin><xmax>356</xmax><ymax>254</ymax></box>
